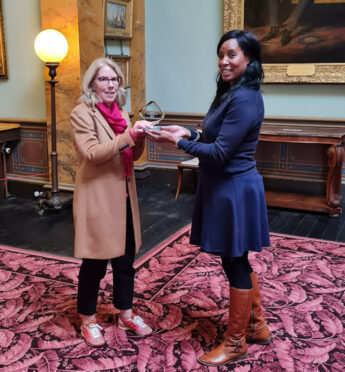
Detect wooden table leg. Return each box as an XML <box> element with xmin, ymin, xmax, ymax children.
<box><xmin>0</xmin><ymin>144</ymin><xmax>7</xmax><ymax>201</ymax></box>
<box><xmin>326</xmin><ymin>144</ymin><xmax>344</xmax><ymax>217</ymax></box>
<box><xmin>175</xmin><ymin>166</ymin><xmax>183</xmax><ymax>200</ymax></box>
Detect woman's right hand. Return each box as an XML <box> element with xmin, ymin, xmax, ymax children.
<box><xmin>145</xmin><ymin>125</ymin><xmax>191</xmax><ymax>145</ymax></box>
<box><xmin>161</xmin><ymin>125</ymin><xmax>191</xmax><ymax>139</ymax></box>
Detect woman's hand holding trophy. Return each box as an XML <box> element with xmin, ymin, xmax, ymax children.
<box><xmin>139</xmin><ymin>101</ymin><xmax>191</xmax><ymax>145</ymax></box>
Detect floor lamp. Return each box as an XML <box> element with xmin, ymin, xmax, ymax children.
<box><xmin>34</xmin><ymin>29</ymin><xmax>71</xmax><ymax>214</ymax></box>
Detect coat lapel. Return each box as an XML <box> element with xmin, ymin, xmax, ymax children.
<box><xmin>91</xmin><ymin>106</ymin><xmax>130</xmax><ymax>139</ymax></box>
<box><xmin>92</xmin><ymin>108</ymin><xmax>115</xmax><ymax>139</ymax></box>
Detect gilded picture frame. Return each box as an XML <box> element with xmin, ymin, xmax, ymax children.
<box><xmin>104</xmin><ymin>0</ymin><xmax>133</xmax><ymax>40</ymax></box>
<box><xmin>224</xmin><ymin>0</ymin><xmax>345</xmax><ymax>83</ymax></box>
<box><xmin>108</xmin><ymin>54</ymin><xmax>131</xmax><ymax>88</ymax></box>
<box><xmin>0</xmin><ymin>0</ymin><xmax>8</xmax><ymax>79</ymax></box>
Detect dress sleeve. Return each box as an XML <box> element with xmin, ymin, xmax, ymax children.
<box><xmin>177</xmin><ymin>92</ymin><xmax>257</xmax><ymax>165</ymax></box>
<box><xmin>189</xmin><ymin>130</ymin><xmax>202</xmax><ymax>142</ymax></box>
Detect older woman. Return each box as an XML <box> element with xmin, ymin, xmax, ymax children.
<box><xmin>70</xmin><ymin>58</ymin><xmax>153</xmax><ymax>347</ymax></box>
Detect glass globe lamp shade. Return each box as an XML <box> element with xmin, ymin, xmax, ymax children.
<box><xmin>34</xmin><ymin>29</ymin><xmax>68</xmax><ymax>63</ymax></box>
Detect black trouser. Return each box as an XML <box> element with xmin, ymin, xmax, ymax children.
<box><xmin>77</xmin><ymin>198</ymin><xmax>136</xmax><ymax>315</ymax></box>
<box><xmin>221</xmin><ymin>252</ymin><xmax>253</xmax><ymax>289</ymax></box>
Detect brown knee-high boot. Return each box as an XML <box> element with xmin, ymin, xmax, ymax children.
<box><xmin>198</xmin><ymin>287</ymin><xmax>253</xmax><ymax>366</ymax></box>
<box><xmin>246</xmin><ymin>273</ymin><xmax>271</xmax><ymax>344</ymax></box>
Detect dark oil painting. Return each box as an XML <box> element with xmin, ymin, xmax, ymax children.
<box><xmin>244</xmin><ymin>0</ymin><xmax>345</xmax><ymax>64</ymax></box>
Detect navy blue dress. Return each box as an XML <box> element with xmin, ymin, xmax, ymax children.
<box><xmin>178</xmin><ymin>87</ymin><xmax>270</xmax><ymax>257</ymax></box>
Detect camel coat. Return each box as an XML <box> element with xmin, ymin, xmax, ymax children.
<box><xmin>70</xmin><ymin>103</ymin><xmax>144</xmax><ymax>259</ymax></box>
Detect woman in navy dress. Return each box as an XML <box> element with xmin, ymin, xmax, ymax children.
<box><xmin>147</xmin><ymin>30</ymin><xmax>271</xmax><ymax>366</ymax></box>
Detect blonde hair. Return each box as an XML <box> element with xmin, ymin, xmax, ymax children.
<box><xmin>79</xmin><ymin>57</ymin><xmax>126</xmax><ymax>109</ymax></box>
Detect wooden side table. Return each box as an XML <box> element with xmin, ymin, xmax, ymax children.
<box><xmin>175</xmin><ymin>157</ymin><xmax>199</xmax><ymax>200</ymax></box>
<box><xmin>258</xmin><ymin>124</ymin><xmax>345</xmax><ymax>217</ymax></box>
<box><xmin>0</xmin><ymin>123</ymin><xmax>21</xmax><ymax>201</ymax></box>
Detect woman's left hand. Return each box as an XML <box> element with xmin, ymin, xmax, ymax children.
<box><xmin>132</xmin><ymin>120</ymin><xmax>153</xmax><ymax>138</ymax></box>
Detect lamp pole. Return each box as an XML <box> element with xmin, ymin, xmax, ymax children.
<box><xmin>34</xmin><ymin>29</ymin><xmax>71</xmax><ymax>214</ymax></box>
<box><xmin>46</xmin><ymin>62</ymin><xmax>60</xmax><ymax>205</ymax></box>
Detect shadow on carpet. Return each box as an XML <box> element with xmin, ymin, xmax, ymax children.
<box><xmin>1</xmin><ymin>228</ymin><xmax>345</xmax><ymax>371</ymax></box>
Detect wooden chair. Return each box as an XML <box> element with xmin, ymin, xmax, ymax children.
<box><xmin>175</xmin><ymin>157</ymin><xmax>199</xmax><ymax>200</ymax></box>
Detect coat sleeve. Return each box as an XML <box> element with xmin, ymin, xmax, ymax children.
<box><xmin>121</xmin><ymin>110</ymin><xmax>145</xmax><ymax>162</ymax></box>
<box><xmin>178</xmin><ymin>91</ymin><xmax>258</xmax><ymax>165</ymax></box>
<box><xmin>70</xmin><ymin>106</ymin><xmax>136</xmax><ymax>165</ymax></box>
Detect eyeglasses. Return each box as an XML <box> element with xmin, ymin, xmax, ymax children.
<box><xmin>97</xmin><ymin>76</ymin><xmax>120</xmax><ymax>85</ymax></box>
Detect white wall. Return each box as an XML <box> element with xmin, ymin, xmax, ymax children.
<box><xmin>262</xmin><ymin>84</ymin><xmax>345</xmax><ymax>118</ymax></box>
<box><xmin>0</xmin><ymin>0</ymin><xmax>45</xmax><ymax>120</ymax></box>
<box><xmin>145</xmin><ymin>0</ymin><xmax>222</xmax><ymax>114</ymax></box>
<box><xmin>145</xmin><ymin>0</ymin><xmax>345</xmax><ymax>119</ymax></box>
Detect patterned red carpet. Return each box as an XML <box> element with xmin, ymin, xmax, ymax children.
<box><xmin>1</xmin><ymin>227</ymin><xmax>345</xmax><ymax>371</ymax></box>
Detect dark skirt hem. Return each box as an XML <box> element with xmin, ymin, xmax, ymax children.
<box><xmin>190</xmin><ymin>167</ymin><xmax>270</xmax><ymax>258</ymax></box>
<box><xmin>196</xmin><ymin>243</ymin><xmax>266</xmax><ymax>258</ymax></box>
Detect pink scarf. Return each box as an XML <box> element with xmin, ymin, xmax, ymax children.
<box><xmin>96</xmin><ymin>102</ymin><xmax>133</xmax><ymax>178</ymax></box>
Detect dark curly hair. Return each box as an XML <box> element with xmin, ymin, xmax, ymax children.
<box><xmin>212</xmin><ymin>30</ymin><xmax>264</xmax><ymax>108</ymax></box>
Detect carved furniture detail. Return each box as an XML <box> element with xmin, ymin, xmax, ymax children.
<box><xmin>258</xmin><ymin>121</ymin><xmax>345</xmax><ymax>217</ymax></box>
<box><xmin>0</xmin><ymin>123</ymin><xmax>21</xmax><ymax>200</ymax></box>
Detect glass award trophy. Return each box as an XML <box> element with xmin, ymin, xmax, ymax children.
<box><xmin>138</xmin><ymin>101</ymin><xmax>165</xmax><ymax>131</ymax></box>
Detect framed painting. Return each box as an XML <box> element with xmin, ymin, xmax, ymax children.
<box><xmin>0</xmin><ymin>0</ymin><xmax>8</xmax><ymax>79</ymax></box>
<box><xmin>104</xmin><ymin>0</ymin><xmax>133</xmax><ymax>40</ymax></box>
<box><xmin>108</xmin><ymin>54</ymin><xmax>131</xmax><ymax>87</ymax></box>
<box><xmin>224</xmin><ymin>0</ymin><xmax>345</xmax><ymax>83</ymax></box>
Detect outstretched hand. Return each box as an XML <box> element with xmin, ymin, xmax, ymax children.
<box><xmin>145</xmin><ymin>128</ymin><xmax>177</xmax><ymax>144</ymax></box>
<box><xmin>161</xmin><ymin>125</ymin><xmax>191</xmax><ymax>138</ymax></box>
<box><xmin>146</xmin><ymin>125</ymin><xmax>191</xmax><ymax>144</ymax></box>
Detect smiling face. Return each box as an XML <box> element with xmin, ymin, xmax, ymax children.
<box><xmin>92</xmin><ymin>65</ymin><xmax>120</xmax><ymax>107</ymax></box>
<box><xmin>217</xmin><ymin>38</ymin><xmax>249</xmax><ymax>86</ymax></box>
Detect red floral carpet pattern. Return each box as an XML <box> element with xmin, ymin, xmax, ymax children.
<box><xmin>1</xmin><ymin>230</ymin><xmax>345</xmax><ymax>371</ymax></box>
